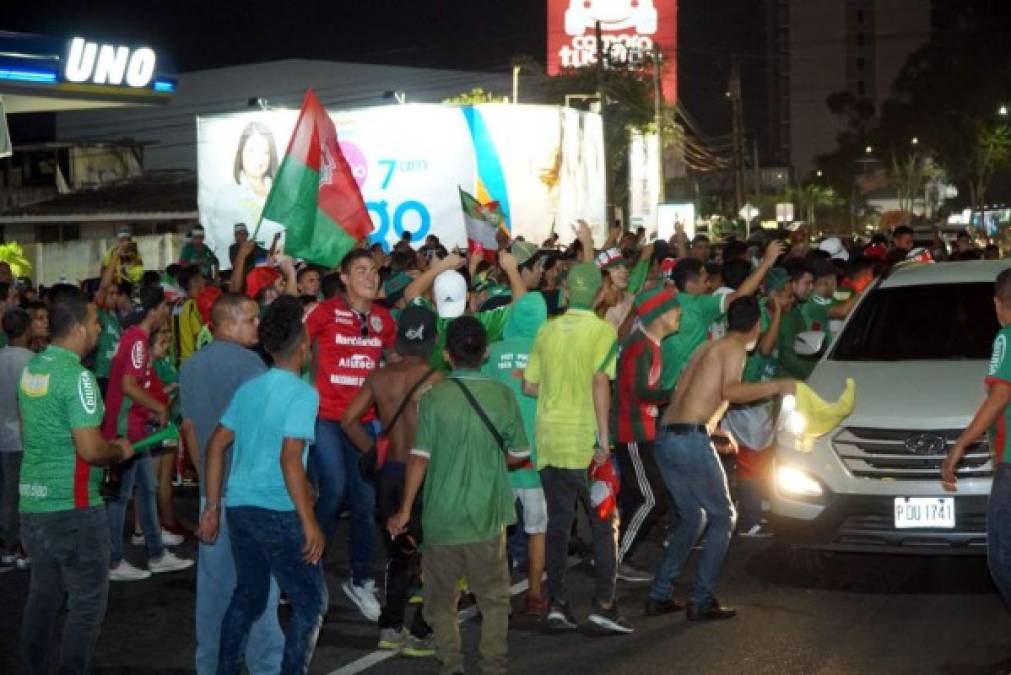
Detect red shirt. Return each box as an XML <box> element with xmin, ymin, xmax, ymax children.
<box><xmin>305</xmin><ymin>296</ymin><xmax>395</xmax><ymax>421</ymax></box>
<box><xmin>102</xmin><ymin>325</ymin><xmax>153</xmax><ymax>442</ymax></box>
<box><xmin>613</xmin><ymin>328</ymin><xmax>668</xmax><ymax>443</ymax></box>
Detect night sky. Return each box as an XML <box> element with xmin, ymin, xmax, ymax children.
<box><xmin>4</xmin><ymin>1</ymin><xmax>766</xmax><ymax>145</ymax></box>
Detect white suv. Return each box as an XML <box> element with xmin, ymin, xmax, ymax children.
<box><xmin>564</xmin><ymin>0</ymin><xmax>658</xmax><ymax>36</ymax></box>
<box><xmin>770</xmin><ymin>260</ymin><xmax>1004</xmax><ymax>556</ymax></box>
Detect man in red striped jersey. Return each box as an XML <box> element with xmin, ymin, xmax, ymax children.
<box><xmin>611</xmin><ymin>287</ymin><xmax>681</xmax><ymax>584</ymax></box>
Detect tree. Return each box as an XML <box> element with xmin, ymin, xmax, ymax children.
<box><xmin>968</xmin><ymin>124</ymin><xmax>1011</xmax><ymax>210</ymax></box>
<box><xmin>0</xmin><ymin>242</ymin><xmax>32</xmax><ymax>277</ymax></box>
<box><xmin>785</xmin><ymin>183</ymin><xmax>837</xmax><ymax>229</ymax></box>
<box><xmin>442</xmin><ymin>88</ymin><xmax>509</xmax><ymax>105</ymax></box>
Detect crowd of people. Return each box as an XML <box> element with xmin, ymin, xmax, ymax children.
<box><xmin>0</xmin><ymin>219</ymin><xmax>996</xmax><ymax>674</ymax></box>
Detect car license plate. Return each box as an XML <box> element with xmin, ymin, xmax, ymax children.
<box><xmin>894</xmin><ymin>497</ymin><xmax>955</xmax><ymax>529</ymax></box>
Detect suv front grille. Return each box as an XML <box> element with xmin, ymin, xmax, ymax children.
<box><xmin>832</xmin><ymin>427</ymin><xmax>992</xmax><ymax>480</ymax></box>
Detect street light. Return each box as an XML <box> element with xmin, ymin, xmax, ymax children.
<box><xmin>865</xmin><ymin>145</ymin><xmax>873</xmax><ymax>154</ymax></box>
<box><xmin>816</xmin><ymin>170</ymin><xmax>823</xmax><ymax>177</ymax></box>
<box><xmin>911</xmin><ymin>136</ymin><xmax>919</xmax><ymax>146</ymax></box>
<box><xmin>1000</xmin><ymin>105</ymin><xmax>1009</xmax><ymax>117</ymax></box>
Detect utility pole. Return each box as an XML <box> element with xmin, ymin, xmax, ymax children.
<box><xmin>728</xmin><ymin>57</ymin><xmax>745</xmax><ymax>217</ymax></box>
<box><xmin>512</xmin><ymin>64</ymin><xmax>521</xmax><ymax>104</ymax></box>
<box><xmin>652</xmin><ymin>48</ymin><xmax>665</xmax><ymax>204</ymax></box>
<box><xmin>596</xmin><ymin>21</ymin><xmax>613</xmax><ymax>227</ymax></box>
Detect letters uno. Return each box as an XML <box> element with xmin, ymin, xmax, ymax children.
<box><xmin>64</xmin><ymin>37</ymin><xmax>157</xmax><ymax>88</ymax></box>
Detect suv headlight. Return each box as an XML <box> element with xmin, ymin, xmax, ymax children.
<box><xmin>776</xmin><ymin>465</ymin><xmax>824</xmax><ymax>498</ymax></box>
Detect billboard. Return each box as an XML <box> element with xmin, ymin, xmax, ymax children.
<box><xmin>547</xmin><ymin>0</ymin><xmax>677</xmax><ymax>103</ymax></box>
<box><xmin>196</xmin><ymin>104</ymin><xmax>606</xmax><ymax>267</ymax></box>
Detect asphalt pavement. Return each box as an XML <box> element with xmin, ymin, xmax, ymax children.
<box><xmin>1</xmin><ymin>487</ymin><xmax>1009</xmax><ymax>674</ymax></box>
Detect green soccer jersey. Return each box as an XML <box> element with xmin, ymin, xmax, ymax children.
<box><xmin>986</xmin><ymin>325</ymin><xmax>1011</xmax><ymax>464</ymax></box>
<box><xmin>743</xmin><ymin>299</ymin><xmax>778</xmax><ymax>384</ymax></box>
<box><xmin>18</xmin><ymin>345</ymin><xmax>106</xmax><ymax>513</ymax></box>
<box><xmin>409</xmin><ymin>296</ymin><xmax>514</xmax><ymax>372</ymax></box>
<box><xmin>803</xmin><ymin>294</ymin><xmax>836</xmax><ymax>345</ymax></box>
<box><xmin>660</xmin><ymin>292</ymin><xmax>726</xmax><ymax>390</ymax></box>
<box><xmin>94</xmin><ymin>308</ymin><xmax>121</xmax><ymax>379</ymax></box>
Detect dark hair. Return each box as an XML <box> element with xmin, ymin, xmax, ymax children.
<box><xmin>722</xmin><ymin>259</ymin><xmax>752</xmax><ymax>290</ymax></box>
<box><xmin>2</xmin><ymin>307</ymin><xmax>30</xmax><ymax>340</ymax></box>
<box><xmin>996</xmin><ymin>269</ymin><xmax>1011</xmax><ymax>304</ymax></box>
<box><xmin>165</xmin><ymin>264</ymin><xmax>182</xmax><ymax>281</ymax></box>
<box><xmin>210</xmin><ymin>292</ymin><xmax>254</xmax><ymax>327</ymax></box>
<box><xmin>722</xmin><ymin>240</ymin><xmax>749</xmax><ymax>262</ymax></box>
<box><xmin>893</xmin><ymin>225</ymin><xmax>914</xmax><ymax>239</ymax></box>
<box><xmin>651</xmin><ymin>240</ymin><xmax>671</xmax><ymax>265</ymax></box>
<box><xmin>139</xmin><ymin>285</ymin><xmax>166</xmax><ymax>314</ymax></box>
<box><xmin>321</xmin><ymin>272</ymin><xmax>343</xmax><ymax>299</ymax></box>
<box><xmin>692</xmin><ymin>234</ymin><xmax>711</xmax><ymax>246</ymax></box>
<box><xmin>296</xmin><ymin>266</ymin><xmax>321</xmax><ymax>283</ymax></box>
<box><xmin>401</xmin><ymin>231</ymin><xmax>413</xmax><ymax>242</ymax></box>
<box><xmin>49</xmin><ymin>286</ymin><xmax>89</xmax><ymax>340</ymax></box>
<box><xmin>390</xmin><ymin>249</ymin><xmax>417</xmax><ymax>272</ymax></box>
<box><xmin>726</xmin><ymin>296</ymin><xmax>761</xmax><ymax>333</ymax></box>
<box><xmin>783</xmin><ymin>258</ymin><xmax>814</xmax><ymax>283</ymax></box>
<box><xmin>672</xmin><ymin>258</ymin><xmax>704</xmax><ymax>292</ymax></box>
<box><xmin>340</xmin><ymin>249</ymin><xmax>375</xmax><ymax>274</ymax></box>
<box><xmin>704</xmin><ymin>261</ymin><xmax>723</xmax><ymax>280</ymax></box>
<box><xmin>258</xmin><ymin>295</ymin><xmax>305</xmax><ymax>358</ymax></box>
<box><xmin>233</xmin><ymin>121</ymin><xmax>279</xmax><ymax>184</ymax></box>
<box><xmin>141</xmin><ymin>270</ymin><xmax>162</xmax><ymax>288</ymax></box>
<box><xmin>446</xmin><ymin>316</ymin><xmax>487</xmax><ymax>369</ymax></box>
<box><xmin>116</xmin><ymin>280</ymin><xmax>134</xmax><ymax>297</ymax></box>
<box><xmin>0</xmin><ymin>282</ymin><xmax>9</xmax><ymax>301</ymax></box>
<box><xmin>957</xmin><ymin>230</ymin><xmax>972</xmax><ymax>241</ymax></box>
<box><xmin>177</xmin><ymin>266</ymin><xmax>203</xmax><ymax>293</ymax></box>
<box><xmin>870</xmin><ymin>234</ymin><xmax>888</xmax><ymax>246</ymax></box>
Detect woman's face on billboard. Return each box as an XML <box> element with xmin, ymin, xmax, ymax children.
<box><xmin>242</xmin><ymin>132</ymin><xmax>272</xmax><ymax>179</ymax></box>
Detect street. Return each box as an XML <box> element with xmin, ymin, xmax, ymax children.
<box><xmin>0</xmin><ymin>489</ymin><xmax>1008</xmax><ymax>675</ymax></box>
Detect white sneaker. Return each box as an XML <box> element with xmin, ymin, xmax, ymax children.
<box><xmin>132</xmin><ymin>528</ymin><xmax>184</xmax><ymax>547</ymax></box>
<box><xmin>342</xmin><ymin>579</ymin><xmax>381</xmax><ymax>622</ymax></box>
<box><xmin>148</xmin><ymin>550</ymin><xmax>194</xmax><ymax>575</ymax></box>
<box><xmin>110</xmin><ymin>560</ymin><xmax>152</xmax><ymax>582</ymax></box>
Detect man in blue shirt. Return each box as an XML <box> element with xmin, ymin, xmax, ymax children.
<box><xmin>180</xmin><ymin>293</ymin><xmax>280</xmax><ymax>675</ymax></box>
<box><xmin>197</xmin><ymin>296</ymin><xmax>326</xmax><ymax>675</ymax></box>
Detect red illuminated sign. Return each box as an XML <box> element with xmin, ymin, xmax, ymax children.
<box><xmin>547</xmin><ymin>0</ymin><xmax>677</xmax><ymax>103</ymax></box>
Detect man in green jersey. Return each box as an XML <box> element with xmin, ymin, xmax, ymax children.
<box><xmin>18</xmin><ymin>287</ymin><xmax>134</xmax><ymax>674</ymax></box>
<box><xmin>942</xmin><ymin>268</ymin><xmax>1011</xmax><ymax>604</ymax></box>
<box><xmin>660</xmin><ymin>240</ymin><xmax>785</xmax><ymax>391</ymax></box>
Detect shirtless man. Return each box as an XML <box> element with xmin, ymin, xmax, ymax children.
<box><xmin>644</xmin><ymin>296</ymin><xmax>796</xmax><ymax>621</ymax></box>
<box><xmin>341</xmin><ymin>305</ymin><xmax>442</xmax><ymax>656</ymax></box>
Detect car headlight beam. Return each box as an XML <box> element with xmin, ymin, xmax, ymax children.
<box><xmin>776</xmin><ymin>465</ymin><xmax>824</xmax><ymax>498</ymax></box>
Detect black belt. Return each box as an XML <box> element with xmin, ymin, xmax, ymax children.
<box><xmin>658</xmin><ymin>423</ymin><xmax>709</xmax><ymax>436</ymax></box>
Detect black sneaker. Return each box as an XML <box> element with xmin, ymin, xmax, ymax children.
<box><xmin>644</xmin><ymin>596</ymin><xmax>685</xmax><ymax>616</ymax></box>
<box><xmin>546</xmin><ymin>602</ymin><xmax>578</xmax><ymax>631</ymax></box>
<box><xmin>587</xmin><ymin>600</ymin><xmax>634</xmax><ymax>634</ymax></box>
<box><xmin>686</xmin><ymin>597</ymin><xmax>737</xmax><ymax>622</ymax></box>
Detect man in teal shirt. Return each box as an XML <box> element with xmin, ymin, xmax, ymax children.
<box><xmin>483</xmin><ymin>291</ymin><xmax>549</xmax><ymax>613</ymax></box>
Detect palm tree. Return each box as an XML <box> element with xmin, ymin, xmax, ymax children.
<box><xmin>785</xmin><ymin>184</ymin><xmax>837</xmax><ymax>230</ymax></box>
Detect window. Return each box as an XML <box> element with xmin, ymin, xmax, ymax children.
<box><xmin>857</xmin><ymin>32</ymin><xmax>865</xmax><ymax>47</ymax></box>
<box><xmin>857</xmin><ymin>57</ymin><xmax>865</xmax><ymax>71</ymax></box>
<box><xmin>832</xmin><ymin>283</ymin><xmax>998</xmax><ymax>361</ymax></box>
<box><xmin>35</xmin><ymin>223</ymin><xmax>80</xmax><ymax>244</ymax></box>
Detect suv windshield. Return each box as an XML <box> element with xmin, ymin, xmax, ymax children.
<box><xmin>831</xmin><ymin>282</ymin><xmax>998</xmax><ymax>361</ymax></box>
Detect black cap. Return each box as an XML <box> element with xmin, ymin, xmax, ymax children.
<box><xmin>396</xmin><ymin>305</ymin><xmax>437</xmax><ymax>357</ymax></box>
<box><xmin>139</xmin><ymin>285</ymin><xmax>166</xmax><ymax>313</ymax></box>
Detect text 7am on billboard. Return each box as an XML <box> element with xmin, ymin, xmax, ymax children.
<box><xmin>546</xmin><ymin>0</ymin><xmax>678</xmax><ymax>103</ymax></box>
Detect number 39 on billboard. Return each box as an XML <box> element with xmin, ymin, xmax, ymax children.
<box><xmin>546</xmin><ymin>0</ymin><xmax>678</xmax><ymax>103</ymax></box>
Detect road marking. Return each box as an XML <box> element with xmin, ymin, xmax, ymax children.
<box><xmin>326</xmin><ymin>558</ymin><xmax>579</xmax><ymax>675</ymax></box>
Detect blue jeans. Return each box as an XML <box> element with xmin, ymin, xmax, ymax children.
<box><xmin>105</xmin><ymin>452</ymin><xmax>164</xmax><ymax>565</ymax></box>
<box><xmin>649</xmin><ymin>431</ymin><xmax>737</xmax><ymax>606</ymax></box>
<box><xmin>218</xmin><ymin>507</ymin><xmax>328</xmax><ymax>675</ymax></box>
<box><xmin>988</xmin><ymin>463</ymin><xmax>1011</xmax><ymax>604</ymax></box>
<box><xmin>309</xmin><ymin>419</ymin><xmax>377</xmax><ymax>584</ymax></box>
<box><xmin>196</xmin><ymin>499</ymin><xmax>283</xmax><ymax>675</ymax></box>
<box><xmin>20</xmin><ymin>507</ymin><xmax>110</xmax><ymax>675</ymax></box>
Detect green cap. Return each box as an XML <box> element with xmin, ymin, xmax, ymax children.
<box><xmin>512</xmin><ymin>241</ymin><xmax>539</xmax><ymax>267</ymax></box>
<box><xmin>634</xmin><ymin>286</ymin><xmax>681</xmax><ymax>326</ymax></box>
<box><xmin>566</xmin><ymin>261</ymin><xmax>602</xmax><ymax>309</ymax></box>
<box><xmin>765</xmin><ymin>266</ymin><xmax>789</xmax><ymax>292</ymax></box>
<box><xmin>384</xmin><ymin>271</ymin><xmax>412</xmax><ymax>303</ymax></box>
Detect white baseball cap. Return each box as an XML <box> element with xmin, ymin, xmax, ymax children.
<box><xmin>818</xmin><ymin>237</ymin><xmax>850</xmax><ymax>261</ymax></box>
<box><xmin>433</xmin><ymin>270</ymin><xmax>468</xmax><ymax>319</ymax></box>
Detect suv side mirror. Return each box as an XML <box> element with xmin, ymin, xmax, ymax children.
<box><xmin>794</xmin><ymin>331</ymin><xmax>826</xmax><ymax>357</ymax></box>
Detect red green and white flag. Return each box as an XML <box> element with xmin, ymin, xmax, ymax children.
<box><xmin>459</xmin><ymin>187</ymin><xmax>505</xmax><ymax>254</ymax></box>
<box><xmin>256</xmin><ymin>89</ymin><xmax>372</xmax><ymax>267</ymax></box>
